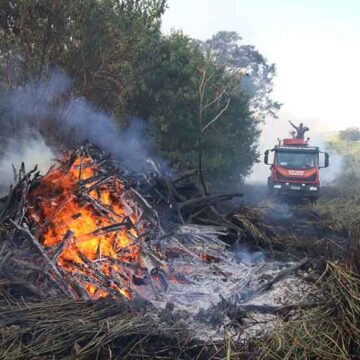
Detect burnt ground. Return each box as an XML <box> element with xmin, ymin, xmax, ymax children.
<box><xmin>0</xmin><ymin>163</ymin><xmax>351</xmax><ymax>359</ymax></box>
<box><xmin>235</xmin><ymin>182</ymin><xmax>350</xmax><ymax>260</ymax></box>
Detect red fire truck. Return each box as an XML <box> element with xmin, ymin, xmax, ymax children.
<box><xmin>264</xmin><ymin>138</ymin><xmax>329</xmax><ymax>201</ymax></box>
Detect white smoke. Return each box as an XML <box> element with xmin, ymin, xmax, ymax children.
<box><xmin>309</xmin><ymin>131</ymin><xmax>344</xmax><ymax>184</ymax></box>
<box><xmin>0</xmin><ymin>71</ymin><xmax>166</xmax><ymax>191</ymax></box>
<box><xmin>0</xmin><ymin>133</ymin><xmax>55</xmax><ymax>195</ymax></box>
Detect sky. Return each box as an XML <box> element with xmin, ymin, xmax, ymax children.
<box><xmin>162</xmin><ymin>0</ymin><xmax>360</xmax><ymax>135</ymax></box>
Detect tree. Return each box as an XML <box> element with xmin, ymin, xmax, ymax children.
<box><xmin>202</xmin><ymin>31</ymin><xmax>281</xmax><ymax>120</ymax></box>
<box><xmin>148</xmin><ymin>32</ymin><xmax>261</xmax><ymax>190</ymax></box>
<box><xmin>0</xmin><ymin>0</ymin><xmax>166</xmax><ymax>117</ymax></box>
<box><xmin>340</xmin><ymin>127</ymin><xmax>360</xmax><ymax>142</ymax></box>
<box><xmin>0</xmin><ymin>3</ymin><xmax>278</xmax><ymax>191</ymax></box>
<box><xmin>196</xmin><ymin>66</ymin><xmax>234</xmax><ymax>194</ymax></box>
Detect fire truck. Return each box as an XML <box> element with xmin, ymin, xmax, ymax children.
<box><xmin>264</xmin><ymin>138</ymin><xmax>329</xmax><ymax>201</ymax></box>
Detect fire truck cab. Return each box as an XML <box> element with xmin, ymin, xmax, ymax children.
<box><xmin>264</xmin><ymin>138</ymin><xmax>329</xmax><ymax>200</ymax></box>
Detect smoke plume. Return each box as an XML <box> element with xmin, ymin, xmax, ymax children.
<box><xmin>0</xmin><ymin>133</ymin><xmax>55</xmax><ymax>195</ymax></box>
<box><xmin>0</xmin><ymin>71</ymin><xmax>164</xmax><ymax>193</ymax></box>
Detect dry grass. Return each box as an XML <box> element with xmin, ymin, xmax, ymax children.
<box><xmin>0</xmin><ymin>280</ymin><xmax>242</xmax><ymax>360</ymax></box>
<box><xmin>250</xmin><ymin>180</ymin><xmax>360</xmax><ymax>359</ymax></box>
<box><xmin>2</xmin><ymin>185</ymin><xmax>360</xmax><ymax>359</ymax></box>
<box><xmin>0</xmin><ymin>296</ymin><xmax>204</xmax><ymax>359</ymax></box>
<box><xmin>231</xmin><ymin>208</ymin><xmax>273</xmax><ymax>247</ymax></box>
<box><xmin>316</xmin><ymin>181</ymin><xmax>360</xmax><ymax>267</ymax></box>
<box><xmin>254</xmin><ymin>261</ymin><xmax>360</xmax><ymax>360</ymax></box>
<box><xmin>231</xmin><ymin>203</ymin><xmax>347</xmax><ymax>260</ymax></box>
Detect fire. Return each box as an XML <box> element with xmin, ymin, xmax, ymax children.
<box><xmin>27</xmin><ymin>151</ymin><xmax>144</xmax><ymax>300</ymax></box>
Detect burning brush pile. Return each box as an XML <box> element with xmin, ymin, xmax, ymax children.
<box><xmin>0</xmin><ymin>143</ymin><xmax>317</xmax><ymax>358</ymax></box>
<box><xmin>0</xmin><ymin>143</ymin><xmax>243</xmax><ymax>303</ymax></box>
<box><xmin>1</xmin><ymin>144</ymin><xmax>154</xmax><ymax>301</ymax></box>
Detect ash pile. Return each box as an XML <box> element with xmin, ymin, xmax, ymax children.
<box><xmin>0</xmin><ymin>143</ymin><xmax>315</xmax><ymax>347</ymax></box>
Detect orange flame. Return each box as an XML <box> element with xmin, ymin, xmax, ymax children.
<box><xmin>27</xmin><ymin>153</ymin><xmax>143</xmax><ymax>300</ymax></box>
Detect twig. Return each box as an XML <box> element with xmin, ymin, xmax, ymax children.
<box><xmin>52</xmin><ymin>230</ymin><xmax>74</xmax><ymax>263</ymax></box>
<box><xmin>9</xmin><ymin>219</ymin><xmax>75</xmax><ymax>299</ymax></box>
<box><xmin>177</xmin><ymin>193</ymin><xmax>243</xmax><ymax>211</ymax></box>
<box><xmin>171</xmin><ymin>169</ymin><xmax>198</xmax><ymax>183</ymax></box>
<box><xmin>131</xmin><ymin>187</ymin><xmax>164</xmax><ymax>232</ymax></box>
<box><xmin>243</xmin><ymin>258</ymin><xmax>311</xmax><ymax>303</ymax></box>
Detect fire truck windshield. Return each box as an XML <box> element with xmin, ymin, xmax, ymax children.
<box><xmin>277</xmin><ymin>151</ymin><xmax>317</xmax><ymax>169</ymax></box>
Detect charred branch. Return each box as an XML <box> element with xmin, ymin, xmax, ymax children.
<box><xmin>9</xmin><ymin>220</ymin><xmax>75</xmax><ymax>299</ymax></box>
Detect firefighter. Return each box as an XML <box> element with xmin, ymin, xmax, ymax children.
<box><xmin>289</xmin><ymin>121</ymin><xmax>309</xmax><ymax>139</ymax></box>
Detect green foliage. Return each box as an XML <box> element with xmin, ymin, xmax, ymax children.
<box><xmin>0</xmin><ymin>1</ymin><xmax>279</xmax><ymax>189</ymax></box>
<box><xmin>340</xmin><ymin>127</ymin><xmax>360</xmax><ymax>142</ymax></box>
<box><xmin>203</xmin><ymin>31</ymin><xmax>281</xmax><ymax>120</ymax></box>
<box><xmin>145</xmin><ymin>32</ymin><xmax>261</xmax><ymax>188</ymax></box>
<box><xmin>0</xmin><ymin>0</ymin><xmax>166</xmax><ymax>116</ymax></box>
<box><xmin>326</xmin><ymin>131</ymin><xmax>360</xmax><ymax>182</ymax></box>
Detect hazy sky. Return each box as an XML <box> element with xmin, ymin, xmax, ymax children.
<box><xmin>162</xmin><ymin>0</ymin><xmax>360</xmax><ymax>134</ymax></box>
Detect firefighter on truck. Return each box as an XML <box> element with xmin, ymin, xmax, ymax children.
<box><xmin>289</xmin><ymin>121</ymin><xmax>310</xmax><ymax>140</ymax></box>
